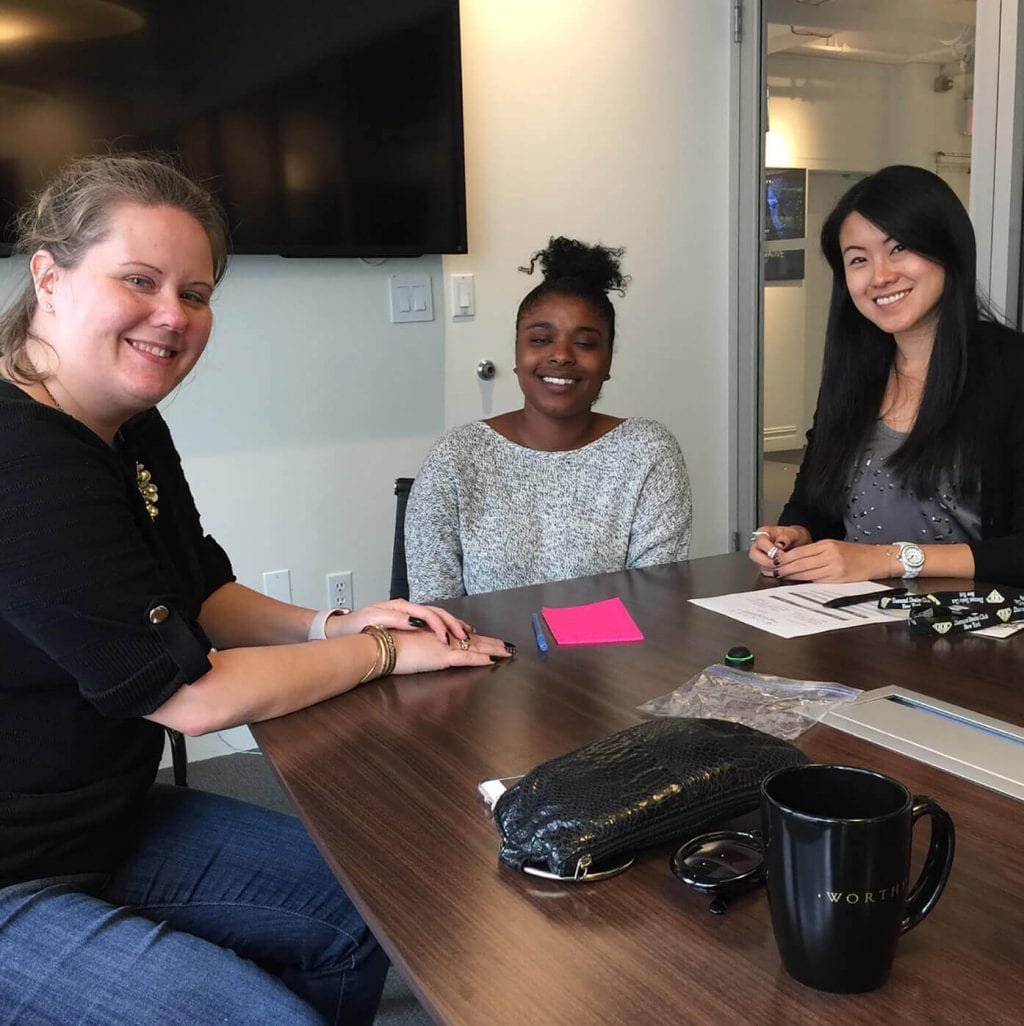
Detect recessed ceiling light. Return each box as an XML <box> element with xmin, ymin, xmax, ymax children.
<box><xmin>0</xmin><ymin>0</ymin><xmax>143</xmax><ymax>48</ymax></box>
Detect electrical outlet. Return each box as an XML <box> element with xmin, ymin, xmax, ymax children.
<box><xmin>326</xmin><ymin>571</ymin><xmax>354</xmax><ymax>610</ymax></box>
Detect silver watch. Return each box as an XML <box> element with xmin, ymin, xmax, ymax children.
<box><xmin>894</xmin><ymin>542</ymin><xmax>925</xmax><ymax>579</ymax></box>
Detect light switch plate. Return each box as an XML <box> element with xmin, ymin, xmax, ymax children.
<box><xmin>389</xmin><ymin>275</ymin><xmax>434</xmax><ymax>323</ymax></box>
<box><xmin>450</xmin><ymin>272</ymin><xmax>475</xmax><ymax>318</ymax></box>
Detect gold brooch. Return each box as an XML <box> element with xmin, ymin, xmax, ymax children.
<box><xmin>136</xmin><ymin>462</ymin><xmax>159</xmax><ymax>520</ymax></box>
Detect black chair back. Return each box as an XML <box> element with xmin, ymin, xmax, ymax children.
<box><xmin>390</xmin><ymin>478</ymin><xmax>414</xmax><ymax>600</ymax></box>
<box><xmin>168</xmin><ymin>727</ymin><xmax>188</xmax><ymax>786</ymax></box>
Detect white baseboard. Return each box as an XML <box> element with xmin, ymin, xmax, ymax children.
<box><xmin>763</xmin><ymin>425</ymin><xmax>800</xmax><ymax>451</ymax></box>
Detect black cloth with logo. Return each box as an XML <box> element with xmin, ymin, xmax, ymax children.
<box><xmin>0</xmin><ymin>381</ymin><xmax>235</xmax><ymax>885</ymax></box>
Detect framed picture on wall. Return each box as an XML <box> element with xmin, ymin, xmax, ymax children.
<box><xmin>765</xmin><ymin>168</ymin><xmax>806</xmax><ymax>241</ymax></box>
<box><xmin>764</xmin><ymin>167</ymin><xmax>807</xmax><ymax>283</ymax></box>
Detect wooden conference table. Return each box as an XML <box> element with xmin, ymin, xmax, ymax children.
<box><xmin>253</xmin><ymin>555</ymin><xmax>1024</xmax><ymax>1025</ymax></box>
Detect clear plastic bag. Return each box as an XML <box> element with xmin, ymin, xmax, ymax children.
<box><xmin>637</xmin><ymin>664</ymin><xmax>862</xmax><ymax>740</ymax></box>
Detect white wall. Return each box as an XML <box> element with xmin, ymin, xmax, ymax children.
<box><xmin>767</xmin><ymin>55</ymin><xmax>972</xmax><ymax>187</ymax></box>
<box><xmin>162</xmin><ymin>255</ymin><xmax>445</xmax><ymax>609</ymax></box>
<box><xmin>764</xmin><ymin>54</ymin><xmax>973</xmax><ymax>447</ymax></box>
<box><xmin>442</xmin><ymin>0</ymin><xmax>735</xmax><ymax>559</ymax></box>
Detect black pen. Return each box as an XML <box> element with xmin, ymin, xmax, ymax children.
<box><xmin>822</xmin><ymin>587</ymin><xmax>908</xmax><ymax>609</ymax></box>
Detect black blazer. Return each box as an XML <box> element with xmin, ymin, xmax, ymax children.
<box><xmin>779</xmin><ymin>320</ymin><xmax>1024</xmax><ymax>585</ymax></box>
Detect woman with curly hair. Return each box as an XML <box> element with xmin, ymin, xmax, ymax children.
<box><xmin>406</xmin><ymin>236</ymin><xmax>692</xmax><ymax>601</ymax></box>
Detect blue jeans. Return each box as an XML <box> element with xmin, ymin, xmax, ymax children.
<box><xmin>0</xmin><ymin>785</ymin><xmax>389</xmax><ymax>1025</ymax></box>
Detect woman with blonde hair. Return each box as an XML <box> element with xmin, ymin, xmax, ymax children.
<box><xmin>0</xmin><ymin>153</ymin><xmax>511</xmax><ymax>1024</ymax></box>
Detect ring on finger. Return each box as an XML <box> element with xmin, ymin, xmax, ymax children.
<box><xmin>458</xmin><ymin>636</ymin><xmax>471</xmax><ymax>651</ymax></box>
<box><xmin>767</xmin><ymin>545</ymin><xmax>779</xmax><ymax>559</ymax></box>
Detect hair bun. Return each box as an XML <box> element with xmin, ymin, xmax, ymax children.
<box><xmin>522</xmin><ymin>236</ymin><xmax>629</xmax><ymax>295</ymax></box>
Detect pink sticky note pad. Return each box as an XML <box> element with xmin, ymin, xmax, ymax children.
<box><xmin>540</xmin><ymin>597</ymin><xmax>644</xmax><ymax>646</ymax></box>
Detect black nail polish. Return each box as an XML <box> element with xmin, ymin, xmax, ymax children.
<box><xmin>489</xmin><ymin>655</ymin><xmax>500</xmax><ymax>663</ymax></box>
<box><xmin>772</xmin><ymin>557</ymin><xmax>780</xmax><ymax>567</ymax></box>
<box><xmin>773</xmin><ymin>568</ymin><xmax>780</xmax><ymax>579</ymax></box>
<box><xmin>408</xmin><ymin>616</ymin><xmax>427</xmax><ymax>628</ymax></box>
<box><xmin>503</xmin><ymin>640</ymin><xmax>517</xmax><ymax>655</ymax></box>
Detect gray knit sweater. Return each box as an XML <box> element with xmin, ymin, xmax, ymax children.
<box><xmin>405</xmin><ymin>418</ymin><xmax>692</xmax><ymax>601</ymax></box>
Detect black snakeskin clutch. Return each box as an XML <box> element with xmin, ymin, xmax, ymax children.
<box><xmin>493</xmin><ymin>718</ymin><xmax>807</xmax><ymax>880</ymax></box>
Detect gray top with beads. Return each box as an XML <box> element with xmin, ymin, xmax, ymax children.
<box><xmin>405</xmin><ymin>418</ymin><xmax>692</xmax><ymax>601</ymax></box>
<box><xmin>843</xmin><ymin>420</ymin><xmax>980</xmax><ymax>544</ymax></box>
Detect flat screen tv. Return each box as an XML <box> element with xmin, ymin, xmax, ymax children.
<box><xmin>0</xmin><ymin>0</ymin><xmax>467</xmax><ymax>257</ymax></box>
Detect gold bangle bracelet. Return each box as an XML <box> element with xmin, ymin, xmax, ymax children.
<box><xmin>360</xmin><ymin>624</ymin><xmax>397</xmax><ymax>680</ymax></box>
<box><xmin>381</xmin><ymin>627</ymin><xmax>396</xmax><ymax>676</ymax></box>
<box><xmin>359</xmin><ymin>651</ymin><xmax>382</xmax><ymax>684</ymax></box>
<box><xmin>358</xmin><ymin>630</ymin><xmax>385</xmax><ymax>683</ymax></box>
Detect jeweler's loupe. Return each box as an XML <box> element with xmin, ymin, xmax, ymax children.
<box><xmin>670</xmin><ymin>830</ymin><xmax>765</xmax><ymax>914</ymax></box>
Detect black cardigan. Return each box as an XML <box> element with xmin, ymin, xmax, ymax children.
<box><xmin>780</xmin><ymin>321</ymin><xmax>1024</xmax><ymax>585</ymax></box>
<box><xmin>0</xmin><ymin>382</ymin><xmax>235</xmax><ymax>885</ymax></box>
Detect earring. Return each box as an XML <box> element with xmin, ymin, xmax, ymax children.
<box><xmin>46</xmin><ymin>302</ymin><xmax>53</xmax><ymax>311</ymax></box>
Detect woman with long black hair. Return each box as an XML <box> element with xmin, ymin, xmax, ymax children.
<box><xmin>749</xmin><ymin>165</ymin><xmax>1024</xmax><ymax>585</ymax></box>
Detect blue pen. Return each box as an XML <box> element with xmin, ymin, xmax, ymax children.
<box><xmin>530</xmin><ymin>612</ymin><xmax>549</xmax><ymax>653</ymax></box>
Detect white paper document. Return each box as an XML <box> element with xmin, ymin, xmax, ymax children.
<box><xmin>690</xmin><ymin>581</ymin><xmax>905</xmax><ymax>638</ymax></box>
<box><xmin>691</xmin><ymin>581</ymin><xmax>1024</xmax><ymax>640</ymax></box>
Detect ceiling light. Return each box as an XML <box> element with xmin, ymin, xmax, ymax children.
<box><xmin>0</xmin><ymin>0</ymin><xmax>143</xmax><ymax>49</ymax></box>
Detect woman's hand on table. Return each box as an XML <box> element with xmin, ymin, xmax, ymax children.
<box><xmin>748</xmin><ymin>525</ymin><xmax>811</xmax><ymax>575</ymax></box>
<box><xmin>392</xmin><ymin>628</ymin><xmax>514</xmax><ymax>675</ymax></box>
<box><xmin>330</xmin><ymin>599</ymin><xmax>473</xmax><ymax>645</ymax></box>
<box><xmin>330</xmin><ymin>598</ymin><xmax>515</xmax><ymax>674</ymax></box>
<box><xmin>770</xmin><ymin>539</ymin><xmax>893</xmax><ymax>583</ymax></box>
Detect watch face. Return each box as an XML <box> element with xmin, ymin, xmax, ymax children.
<box><xmin>901</xmin><ymin>544</ymin><xmax>925</xmax><ymax>568</ymax></box>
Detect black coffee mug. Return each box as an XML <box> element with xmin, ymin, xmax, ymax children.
<box><xmin>761</xmin><ymin>763</ymin><xmax>955</xmax><ymax>993</ymax></box>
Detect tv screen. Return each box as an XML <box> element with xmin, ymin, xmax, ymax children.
<box><xmin>0</xmin><ymin>0</ymin><xmax>467</xmax><ymax>257</ymax></box>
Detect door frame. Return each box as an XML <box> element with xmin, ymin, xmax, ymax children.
<box><xmin>730</xmin><ymin>0</ymin><xmax>765</xmax><ymax>551</ymax></box>
<box><xmin>972</xmin><ymin>0</ymin><xmax>1024</xmax><ymax>326</ymax></box>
